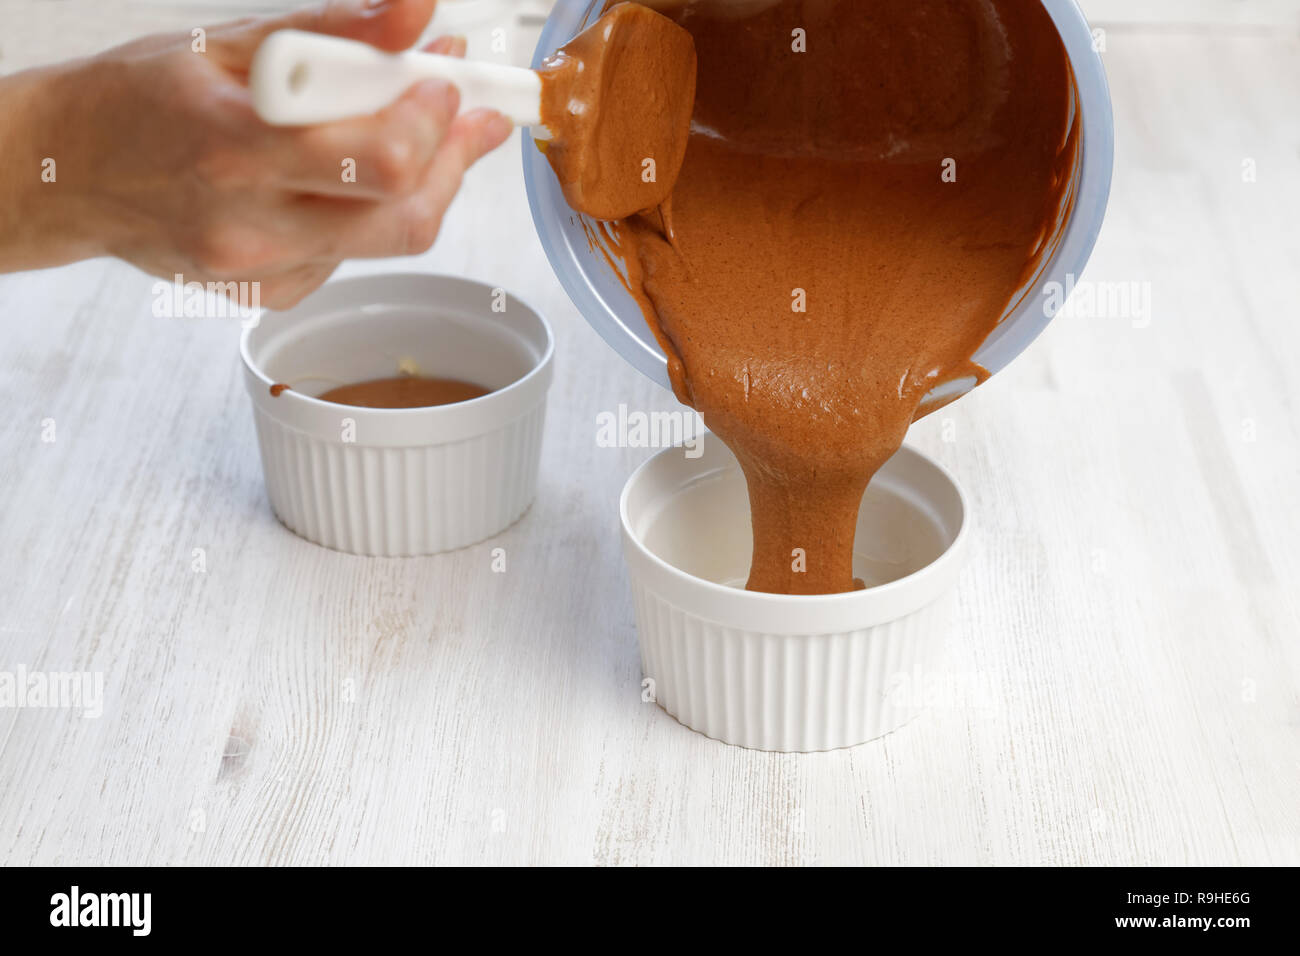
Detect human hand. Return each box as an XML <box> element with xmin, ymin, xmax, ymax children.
<box><xmin>0</xmin><ymin>0</ymin><xmax>513</xmax><ymax>306</ymax></box>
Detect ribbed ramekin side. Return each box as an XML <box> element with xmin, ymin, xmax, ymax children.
<box><xmin>252</xmin><ymin>403</ymin><xmax>545</xmax><ymax>556</ymax></box>
<box><xmin>629</xmin><ymin>582</ymin><xmax>949</xmax><ymax>752</ymax></box>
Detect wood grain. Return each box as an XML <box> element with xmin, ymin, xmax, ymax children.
<box><xmin>0</xmin><ymin>6</ymin><xmax>1298</xmax><ymax>865</ymax></box>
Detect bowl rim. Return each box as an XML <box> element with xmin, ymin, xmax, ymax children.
<box><xmin>973</xmin><ymin>0</ymin><xmax>1116</xmax><ymax>378</ymax></box>
<box><xmin>239</xmin><ymin>272</ymin><xmax>555</xmax><ymax>424</ymax></box>
<box><xmin>619</xmin><ymin>438</ymin><xmax>971</xmax><ymax>635</ymax></box>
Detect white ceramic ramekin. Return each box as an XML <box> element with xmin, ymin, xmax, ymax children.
<box><xmin>621</xmin><ymin>437</ymin><xmax>968</xmax><ymax>752</ymax></box>
<box><xmin>240</xmin><ymin>273</ymin><xmax>553</xmax><ymax>556</ymax></box>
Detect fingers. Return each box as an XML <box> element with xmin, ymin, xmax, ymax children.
<box><xmin>263</xmin><ymin>33</ymin><xmax>470</xmax><ymax>199</ymax></box>
<box><xmin>187</xmin><ymin>16</ymin><xmax>509</xmax><ymax>277</ymax></box>
<box><xmin>368</xmin><ymin>108</ymin><xmax>514</xmax><ymax>259</ymax></box>
<box><xmin>272</xmin><ymin>78</ymin><xmax>461</xmax><ymax>199</ymax></box>
<box><xmin>256</xmin><ymin>261</ymin><xmax>342</xmax><ymax>309</ymax></box>
<box><xmin>374</xmin><ymin>108</ymin><xmax>514</xmax><ymax>257</ymax></box>
<box><xmin>422</xmin><ymin>35</ymin><xmax>468</xmax><ymax>57</ymax></box>
<box><xmin>414</xmin><ymin>107</ymin><xmax>514</xmax><ymax>227</ymax></box>
<box><xmin>197</xmin><ymin>109</ymin><xmax>510</xmax><ymax>271</ymax></box>
<box><xmin>211</xmin><ymin>0</ymin><xmax>438</xmax><ymax>69</ymax></box>
<box><xmin>285</xmin><ymin>108</ymin><xmax>513</xmax><ymax>261</ymax></box>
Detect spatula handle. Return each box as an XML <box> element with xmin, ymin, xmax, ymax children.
<box><xmin>249</xmin><ymin>30</ymin><xmax>543</xmax><ymax>127</ymax></box>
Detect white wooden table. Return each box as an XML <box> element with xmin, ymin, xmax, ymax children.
<box><xmin>1</xmin><ymin>3</ymin><xmax>1298</xmax><ymax>866</ymax></box>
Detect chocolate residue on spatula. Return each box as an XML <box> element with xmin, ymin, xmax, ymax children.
<box><xmin>536</xmin><ymin>2</ymin><xmax>697</xmax><ymax>221</ymax></box>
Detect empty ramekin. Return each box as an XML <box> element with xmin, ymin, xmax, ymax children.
<box><xmin>621</xmin><ymin>437</ymin><xmax>968</xmax><ymax>752</ymax></box>
<box><xmin>240</xmin><ymin>273</ymin><xmax>553</xmax><ymax>556</ymax></box>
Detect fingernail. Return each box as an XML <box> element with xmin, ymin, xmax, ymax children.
<box><xmin>451</xmin><ymin>35</ymin><xmax>469</xmax><ymax>57</ymax></box>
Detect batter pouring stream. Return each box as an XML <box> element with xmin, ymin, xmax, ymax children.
<box><xmin>585</xmin><ymin>0</ymin><xmax>1078</xmax><ymax>594</ymax></box>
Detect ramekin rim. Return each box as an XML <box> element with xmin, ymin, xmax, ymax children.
<box><xmin>618</xmin><ymin>441</ymin><xmax>970</xmax><ymax>614</ymax></box>
<box><xmin>238</xmin><ymin>273</ymin><xmax>556</xmax><ymax>420</ymax></box>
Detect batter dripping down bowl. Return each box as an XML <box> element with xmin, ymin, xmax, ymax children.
<box><xmin>241</xmin><ymin>274</ymin><xmax>554</xmax><ymax>556</ymax></box>
<box><xmin>621</xmin><ymin>439</ymin><xmax>968</xmax><ymax>752</ymax></box>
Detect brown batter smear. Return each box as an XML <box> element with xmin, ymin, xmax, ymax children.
<box><xmin>313</xmin><ymin>376</ymin><xmax>490</xmax><ymax>409</ymax></box>
<box><xmin>602</xmin><ymin>0</ymin><xmax>1080</xmax><ymax>594</ymax></box>
<box><xmin>537</xmin><ymin>2</ymin><xmax>697</xmax><ymax>221</ymax></box>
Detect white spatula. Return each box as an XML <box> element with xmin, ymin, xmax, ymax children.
<box><xmin>249</xmin><ymin>29</ymin><xmax>546</xmax><ymax>128</ymax></box>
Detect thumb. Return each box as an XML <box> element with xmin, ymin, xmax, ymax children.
<box><xmin>213</xmin><ymin>0</ymin><xmax>438</xmax><ymax>68</ymax></box>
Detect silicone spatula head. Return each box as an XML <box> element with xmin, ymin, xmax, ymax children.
<box><xmin>537</xmin><ymin>3</ymin><xmax>697</xmax><ymax>221</ymax></box>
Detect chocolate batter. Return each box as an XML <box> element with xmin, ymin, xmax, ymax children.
<box><xmin>537</xmin><ymin>2</ymin><xmax>697</xmax><ymax>220</ymax></box>
<box><xmin>601</xmin><ymin>0</ymin><xmax>1079</xmax><ymax>594</ymax></box>
<box><xmin>311</xmin><ymin>376</ymin><xmax>490</xmax><ymax>408</ymax></box>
